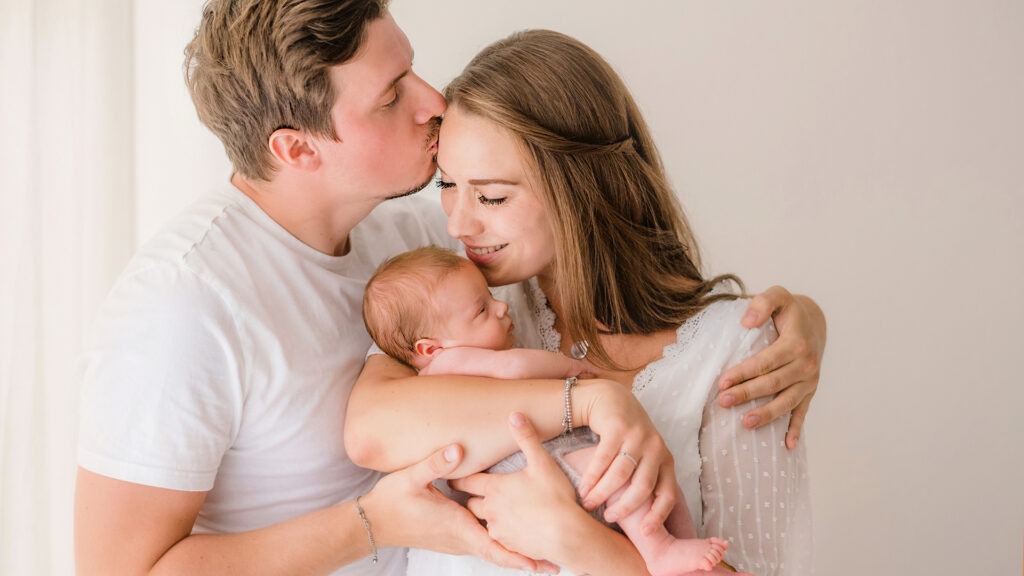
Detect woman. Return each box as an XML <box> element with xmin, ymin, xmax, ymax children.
<box><xmin>347</xmin><ymin>30</ymin><xmax>821</xmax><ymax>575</ymax></box>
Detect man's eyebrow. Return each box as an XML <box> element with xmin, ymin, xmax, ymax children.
<box><xmin>379</xmin><ymin>69</ymin><xmax>409</xmax><ymax>99</ymax></box>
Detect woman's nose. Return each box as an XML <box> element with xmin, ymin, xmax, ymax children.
<box><xmin>446</xmin><ymin>197</ymin><xmax>482</xmax><ymax>238</ymax></box>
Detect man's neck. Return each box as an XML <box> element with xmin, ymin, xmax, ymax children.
<box><xmin>231</xmin><ymin>173</ymin><xmax>378</xmax><ymax>257</ymax></box>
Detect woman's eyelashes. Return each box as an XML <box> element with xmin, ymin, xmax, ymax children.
<box><xmin>477</xmin><ymin>195</ymin><xmax>506</xmax><ymax>206</ymax></box>
<box><xmin>435</xmin><ymin>178</ymin><xmax>507</xmax><ymax>206</ymax></box>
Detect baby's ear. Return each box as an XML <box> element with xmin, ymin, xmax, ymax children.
<box><xmin>414</xmin><ymin>338</ymin><xmax>443</xmax><ymax>359</ymax></box>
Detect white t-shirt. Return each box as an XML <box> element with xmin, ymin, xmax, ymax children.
<box><xmin>78</xmin><ymin>186</ymin><xmax>457</xmax><ymax>576</ymax></box>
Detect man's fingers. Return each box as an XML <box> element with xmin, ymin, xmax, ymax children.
<box><xmin>742</xmin><ymin>285</ymin><xmax>792</xmax><ymax>328</ymax></box>
<box><xmin>405</xmin><ymin>443</ymin><xmax>463</xmax><ymax>487</ymax></box>
<box><xmin>786</xmin><ymin>397</ymin><xmax>812</xmax><ymax>450</ymax></box>
<box><xmin>469</xmin><ymin>524</ymin><xmax>546</xmax><ymax>573</ymax></box>
<box><xmin>741</xmin><ymin>383</ymin><xmax>805</xmax><ymax>429</ymax></box>
<box><xmin>451</xmin><ymin>471</ymin><xmax>491</xmax><ymax>497</ymax></box>
<box><xmin>719</xmin><ymin>358</ymin><xmax>802</xmax><ymax>409</ymax></box>
<box><xmin>464</xmin><ymin>495</ymin><xmax>486</xmax><ymax>521</ymax></box>
<box><xmin>507</xmin><ymin>412</ymin><xmax>547</xmax><ymax>464</ymax></box>
<box><xmin>718</xmin><ymin>343</ymin><xmax>785</xmax><ymax>393</ymax></box>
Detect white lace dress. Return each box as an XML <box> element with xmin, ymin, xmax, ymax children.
<box><xmin>407</xmin><ymin>280</ymin><xmax>813</xmax><ymax>576</ymax></box>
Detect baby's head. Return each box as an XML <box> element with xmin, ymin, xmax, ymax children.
<box><xmin>363</xmin><ymin>246</ymin><xmax>515</xmax><ymax>370</ymax></box>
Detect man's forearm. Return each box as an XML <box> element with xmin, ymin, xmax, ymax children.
<box><xmin>151</xmin><ymin>501</ymin><xmax>372</xmax><ymax>576</ymax></box>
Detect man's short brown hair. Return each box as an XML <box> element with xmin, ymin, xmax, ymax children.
<box><xmin>184</xmin><ymin>0</ymin><xmax>390</xmax><ymax>180</ymax></box>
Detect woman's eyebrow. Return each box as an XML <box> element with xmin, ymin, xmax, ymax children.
<box><xmin>436</xmin><ymin>162</ymin><xmax>519</xmax><ymax>186</ymax></box>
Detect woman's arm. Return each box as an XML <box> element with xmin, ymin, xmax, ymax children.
<box><xmin>345</xmin><ymin>353</ymin><xmax>678</xmax><ymax>527</ymax></box>
<box><xmin>719</xmin><ymin>288</ymin><xmax>827</xmax><ymax>448</ymax></box>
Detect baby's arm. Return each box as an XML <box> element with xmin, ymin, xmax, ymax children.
<box><xmin>419</xmin><ymin>347</ymin><xmax>588</xmax><ymax>379</ymax></box>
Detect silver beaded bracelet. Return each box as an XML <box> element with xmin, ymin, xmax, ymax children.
<box><xmin>561</xmin><ymin>376</ymin><xmax>577</xmax><ymax>435</ymax></box>
<box><xmin>354</xmin><ymin>496</ymin><xmax>378</xmax><ymax>565</ymax></box>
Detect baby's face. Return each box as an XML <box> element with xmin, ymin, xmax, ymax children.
<box><xmin>431</xmin><ymin>261</ymin><xmax>516</xmax><ymax>351</ymax></box>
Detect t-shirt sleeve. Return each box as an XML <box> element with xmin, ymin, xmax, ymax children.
<box><xmin>78</xmin><ymin>262</ymin><xmax>245</xmax><ymax>492</ymax></box>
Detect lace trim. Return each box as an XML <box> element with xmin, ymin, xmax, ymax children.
<box><xmin>631</xmin><ymin>309</ymin><xmax>707</xmax><ymax>394</ymax></box>
<box><xmin>526</xmin><ymin>278</ymin><xmax>732</xmax><ymax>394</ymax></box>
<box><xmin>526</xmin><ymin>278</ymin><xmax>562</xmax><ymax>353</ymax></box>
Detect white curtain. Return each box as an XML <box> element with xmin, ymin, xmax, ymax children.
<box><xmin>0</xmin><ymin>0</ymin><xmax>134</xmax><ymax>573</ymax></box>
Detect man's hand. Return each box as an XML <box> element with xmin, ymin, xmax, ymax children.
<box><xmin>717</xmin><ymin>286</ymin><xmax>826</xmax><ymax>449</ymax></box>
<box><xmin>452</xmin><ymin>413</ymin><xmax>587</xmax><ymax>573</ymax></box>
<box><xmin>361</xmin><ymin>443</ymin><xmax>552</xmax><ymax>573</ymax></box>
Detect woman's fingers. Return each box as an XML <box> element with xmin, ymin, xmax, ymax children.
<box><xmin>576</xmin><ymin>434</ymin><xmax>618</xmax><ymax>505</ymax></box>
<box><xmin>641</xmin><ymin>469</ymin><xmax>679</xmax><ymax>531</ymax></box>
<box><xmin>598</xmin><ymin>453</ymin><xmax>659</xmax><ymax>524</ymax></box>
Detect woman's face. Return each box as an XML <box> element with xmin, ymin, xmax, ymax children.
<box><xmin>436</xmin><ymin>106</ymin><xmax>556</xmax><ymax>287</ymax></box>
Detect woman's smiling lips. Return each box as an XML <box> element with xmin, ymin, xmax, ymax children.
<box><xmin>463</xmin><ymin>243</ymin><xmax>508</xmax><ymax>265</ymax></box>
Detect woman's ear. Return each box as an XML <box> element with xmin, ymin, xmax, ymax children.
<box><xmin>267</xmin><ymin>128</ymin><xmax>320</xmax><ymax>171</ymax></box>
<box><xmin>414</xmin><ymin>338</ymin><xmax>443</xmax><ymax>360</ymax></box>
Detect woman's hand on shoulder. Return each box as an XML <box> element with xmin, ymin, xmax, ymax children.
<box><xmin>718</xmin><ymin>286</ymin><xmax>827</xmax><ymax>449</ymax></box>
<box><xmin>575</xmin><ymin>378</ymin><xmax>677</xmax><ymax>533</ymax></box>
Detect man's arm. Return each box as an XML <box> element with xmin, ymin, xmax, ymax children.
<box><xmin>75</xmin><ymin>445</ymin><xmax>544</xmax><ymax>575</ymax></box>
<box><xmin>718</xmin><ymin>288</ymin><xmax>827</xmax><ymax>449</ymax></box>
<box><xmin>419</xmin><ymin>347</ymin><xmax>587</xmax><ymax>379</ymax></box>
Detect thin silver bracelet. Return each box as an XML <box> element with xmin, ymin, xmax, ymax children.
<box><xmin>354</xmin><ymin>496</ymin><xmax>378</xmax><ymax>564</ymax></box>
<box><xmin>561</xmin><ymin>376</ymin><xmax>577</xmax><ymax>435</ymax></box>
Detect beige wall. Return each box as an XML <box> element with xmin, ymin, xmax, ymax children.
<box><xmin>135</xmin><ymin>2</ymin><xmax>1024</xmax><ymax>574</ymax></box>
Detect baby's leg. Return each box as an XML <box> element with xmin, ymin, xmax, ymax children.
<box><xmin>561</xmin><ymin>447</ymin><xmax>731</xmax><ymax>576</ymax></box>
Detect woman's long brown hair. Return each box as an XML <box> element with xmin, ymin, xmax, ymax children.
<box><xmin>445</xmin><ymin>30</ymin><xmax>743</xmax><ymax>370</ymax></box>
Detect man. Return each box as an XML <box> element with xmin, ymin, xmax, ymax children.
<box><xmin>75</xmin><ymin>2</ymin><xmax>824</xmax><ymax>575</ymax></box>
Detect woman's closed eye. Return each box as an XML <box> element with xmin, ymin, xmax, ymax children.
<box><xmin>477</xmin><ymin>194</ymin><xmax>506</xmax><ymax>206</ymax></box>
<box><xmin>435</xmin><ymin>177</ymin><xmax>455</xmax><ymax>189</ymax></box>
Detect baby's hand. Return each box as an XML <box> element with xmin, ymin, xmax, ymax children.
<box><xmin>571</xmin><ymin>358</ymin><xmax>598</xmax><ymax>379</ymax></box>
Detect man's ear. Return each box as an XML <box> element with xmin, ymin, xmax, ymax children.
<box><xmin>414</xmin><ymin>338</ymin><xmax>443</xmax><ymax>360</ymax></box>
<box><xmin>267</xmin><ymin>128</ymin><xmax>320</xmax><ymax>171</ymax></box>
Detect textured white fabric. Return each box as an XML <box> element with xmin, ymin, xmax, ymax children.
<box><xmin>78</xmin><ymin>187</ymin><xmax>456</xmax><ymax>576</ymax></box>
<box><xmin>408</xmin><ymin>280</ymin><xmax>812</xmax><ymax>576</ymax></box>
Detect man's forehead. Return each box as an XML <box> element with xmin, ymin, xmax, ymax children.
<box><xmin>332</xmin><ymin>14</ymin><xmax>412</xmax><ymax>97</ymax></box>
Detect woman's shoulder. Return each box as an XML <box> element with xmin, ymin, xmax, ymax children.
<box><xmin>660</xmin><ymin>296</ymin><xmax>777</xmax><ymax>365</ymax></box>
<box><xmin>695</xmin><ymin>296</ymin><xmax>779</xmax><ymax>359</ymax></box>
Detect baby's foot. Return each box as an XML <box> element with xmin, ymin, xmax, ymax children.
<box><xmin>702</xmin><ymin>565</ymin><xmax>752</xmax><ymax>576</ymax></box>
<box><xmin>646</xmin><ymin>536</ymin><xmax>730</xmax><ymax>575</ymax></box>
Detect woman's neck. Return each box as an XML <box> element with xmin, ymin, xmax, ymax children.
<box><xmin>540</xmin><ymin>279</ymin><xmax>677</xmax><ymax>388</ymax></box>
